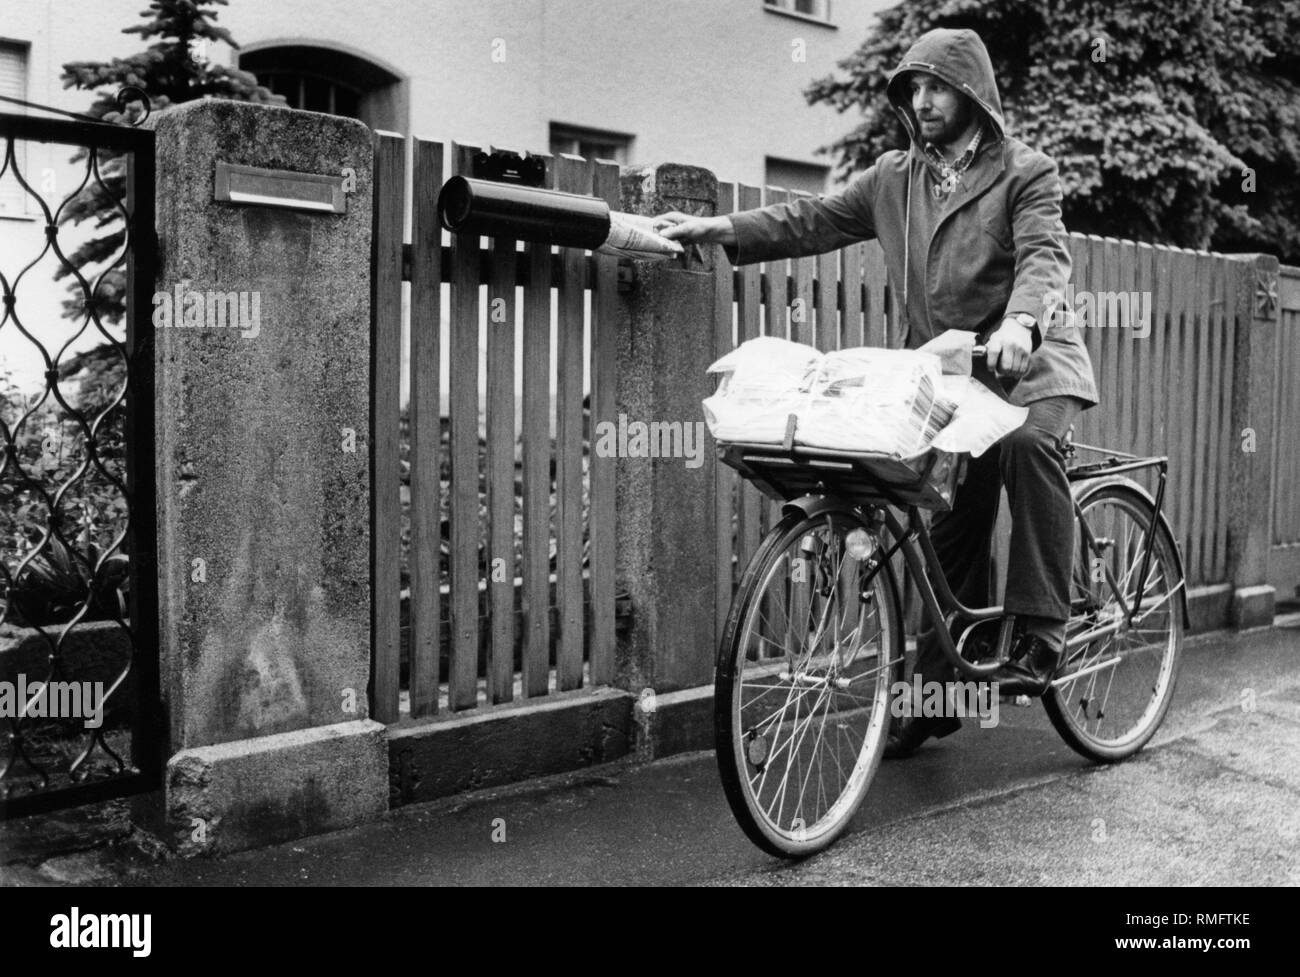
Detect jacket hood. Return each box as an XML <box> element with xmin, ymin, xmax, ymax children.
<box><xmin>885</xmin><ymin>28</ymin><xmax>1006</xmax><ymax>150</ymax></box>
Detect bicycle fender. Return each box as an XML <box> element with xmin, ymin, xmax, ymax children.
<box><xmin>780</xmin><ymin>494</ymin><xmax>847</xmax><ymax>524</ymax></box>
<box><xmin>1074</xmin><ymin>475</ymin><xmax>1190</xmax><ymax>628</ymax></box>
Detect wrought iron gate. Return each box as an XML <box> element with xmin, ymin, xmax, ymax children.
<box><xmin>0</xmin><ymin>103</ymin><xmax>161</xmax><ymax>817</ymax></box>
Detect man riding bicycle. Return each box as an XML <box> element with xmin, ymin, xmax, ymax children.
<box><xmin>657</xmin><ymin>27</ymin><xmax>1099</xmax><ymax>757</ymax></box>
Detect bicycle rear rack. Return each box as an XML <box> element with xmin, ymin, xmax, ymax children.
<box><xmin>716</xmin><ymin>441</ymin><xmax>958</xmax><ymax>511</ymax></box>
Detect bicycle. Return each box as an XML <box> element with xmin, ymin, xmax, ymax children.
<box><xmin>712</xmin><ymin>347</ymin><xmax>1187</xmax><ymax>858</ymax></box>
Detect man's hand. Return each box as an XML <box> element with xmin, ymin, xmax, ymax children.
<box><xmin>984</xmin><ymin>318</ymin><xmax>1034</xmax><ymax>379</ymax></box>
<box><xmin>652</xmin><ymin>211</ymin><xmax>736</xmax><ymax>246</ymax></box>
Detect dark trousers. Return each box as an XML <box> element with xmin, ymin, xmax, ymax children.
<box><xmin>914</xmin><ymin>395</ymin><xmax>1086</xmax><ymax>684</ymax></box>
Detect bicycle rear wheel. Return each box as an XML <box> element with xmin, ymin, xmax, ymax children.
<box><xmin>1044</xmin><ymin>481</ymin><xmax>1184</xmax><ymax>762</ymax></box>
<box><xmin>714</xmin><ymin>507</ymin><xmax>903</xmax><ymax>858</ymax></box>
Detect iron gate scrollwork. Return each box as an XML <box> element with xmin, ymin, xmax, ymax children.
<box><xmin>0</xmin><ymin>100</ymin><xmax>161</xmax><ymax>818</ymax></box>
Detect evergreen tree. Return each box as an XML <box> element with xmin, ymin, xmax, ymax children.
<box><xmin>805</xmin><ymin>0</ymin><xmax>1300</xmax><ymax>261</ymax></box>
<box><xmin>56</xmin><ymin>0</ymin><xmax>281</xmax><ymax>328</ymax></box>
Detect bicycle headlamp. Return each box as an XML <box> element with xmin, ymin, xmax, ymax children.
<box><xmin>845</xmin><ymin>529</ymin><xmax>876</xmax><ymax>560</ymax></box>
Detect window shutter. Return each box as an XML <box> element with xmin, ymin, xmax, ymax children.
<box><xmin>0</xmin><ymin>42</ymin><xmax>29</xmax><ymax>218</ymax></box>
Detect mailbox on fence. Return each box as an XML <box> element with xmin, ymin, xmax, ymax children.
<box><xmin>438</xmin><ymin>175</ymin><xmax>610</xmax><ymax>248</ymax></box>
<box><xmin>436</xmin><ymin>150</ymin><xmax>683</xmax><ymax>260</ymax></box>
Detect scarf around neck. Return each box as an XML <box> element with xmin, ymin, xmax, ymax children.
<box><xmin>922</xmin><ymin>124</ymin><xmax>985</xmax><ymax>197</ymax></box>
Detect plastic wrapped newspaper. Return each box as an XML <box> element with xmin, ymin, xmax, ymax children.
<box><xmin>916</xmin><ymin>329</ymin><xmax>1031</xmax><ymax>458</ymax></box>
<box><xmin>702</xmin><ymin>336</ymin><xmax>822</xmax><ymax>443</ymax></box>
<box><xmin>702</xmin><ymin>336</ymin><xmax>1028</xmax><ymax>459</ymax></box>
<box><xmin>797</xmin><ymin>348</ymin><xmax>954</xmax><ymax>455</ymax></box>
<box><xmin>596</xmin><ymin>212</ymin><xmax>685</xmax><ymax>260</ymax></box>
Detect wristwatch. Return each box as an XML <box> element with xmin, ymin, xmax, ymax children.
<box><xmin>1006</xmin><ymin>311</ymin><xmax>1042</xmax><ymax>351</ymax></box>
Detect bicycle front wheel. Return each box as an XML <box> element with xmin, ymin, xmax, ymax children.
<box><xmin>714</xmin><ymin>507</ymin><xmax>903</xmax><ymax>858</ymax></box>
<box><xmin>1045</xmin><ymin>480</ymin><xmax>1184</xmax><ymax>762</ymax></box>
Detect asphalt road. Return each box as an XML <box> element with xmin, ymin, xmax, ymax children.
<box><xmin>7</xmin><ymin>620</ymin><xmax>1300</xmax><ymax>886</ymax></box>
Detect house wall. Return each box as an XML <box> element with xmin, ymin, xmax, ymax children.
<box><xmin>2</xmin><ymin>0</ymin><xmax>892</xmax><ymax>392</ymax></box>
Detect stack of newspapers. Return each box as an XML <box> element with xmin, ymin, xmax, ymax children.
<box><xmin>702</xmin><ymin>336</ymin><xmax>1027</xmax><ymax>460</ymax></box>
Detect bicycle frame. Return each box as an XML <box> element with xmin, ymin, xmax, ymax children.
<box><xmin>849</xmin><ymin>454</ymin><xmax>1177</xmax><ymax>682</ymax></box>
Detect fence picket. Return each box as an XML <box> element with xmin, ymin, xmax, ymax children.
<box><xmin>484</xmin><ymin>145</ymin><xmax>520</xmax><ymax>704</ymax></box>
<box><xmin>760</xmin><ymin>187</ymin><xmax>789</xmax><ymax>537</ymax></box>
<box><xmin>588</xmin><ymin>157</ymin><xmax>621</xmax><ymax>686</ymax></box>
<box><xmin>763</xmin><ymin>187</ymin><xmax>788</xmax><ymax>341</ymax></box>
<box><xmin>448</xmin><ymin>143</ymin><xmax>484</xmax><ymax>710</ymax></box>
<box><xmin>1202</xmin><ymin>253</ymin><xmax>1225</xmax><ymax>581</ymax></box>
<box><xmin>1215</xmin><ymin>257</ymin><xmax>1236</xmax><ymax>579</ymax></box>
<box><xmin>863</xmin><ymin>241</ymin><xmax>887</xmax><ymax>347</ymax></box>
<box><xmin>841</xmin><ymin>242</ymin><xmax>864</xmax><ymax>349</ymax></box>
<box><xmin>1117</xmin><ymin>239</ymin><xmax>1138</xmax><ymax>462</ymax></box>
<box><xmin>1102</xmin><ymin>237</ymin><xmax>1123</xmax><ymax>462</ymax></box>
<box><xmin>715</xmin><ymin>181</ymin><xmax>738</xmax><ymax>648</ymax></box>
<box><xmin>370</xmin><ymin>131</ymin><xmax>405</xmax><ymax>724</ymax></box>
<box><xmin>789</xmin><ymin>191</ymin><xmax>815</xmax><ymax>347</ymax></box>
<box><xmin>1187</xmin><ymin>249</ymin><xmax>1209</xmax><ymax>581</ymax></box>
<box><xmin>520</xmin><ymin>152</ymin><xmax>555</xmax><ymax>698</ymax></box>
<box><xmin>1172</xmin><ymin>248</ymin><xmax>1197</xmax><ymax>579</ymax></box>
<box><xmin>736</xmin><ymin>184</ymin><xmax>764</xmax><ymax>574</ymax></box>
<box><xmin>1134</xmin><ymin>243</ymin><xmax>1155</xmax><ymax>466</ymax></box>
<box><xmin>554</xmin><ymin>154</ymin><xmax>587</xmax><ymax>691</ymax></box>
<box><xmin>1137</xmin><ymin>243</ymin><xmax>1159</xmax><ymax>466</ymax></box>
<box><xmin>1067</xmin><ymin>235</ymin><xmax>1092</xmax><ymax>444</ymax></box>
<box><xmin>408</xmin><ymin>136</ymin><xmax>443</xmax><ymax>718</ymax></box>
<box><xmin>817</xmin><ymin>246</ymin><xmax>838</xmax><ymax>352</ymax></box>
<box><xmin>1151</xmin><ymin>246</ymin><xmax>1173</xmax><ymax>459</ymax></box>
<box><xmin>1087</xmin><ymin>236</ymin><xmax>1108</xmax><ymax>447</ymax></box>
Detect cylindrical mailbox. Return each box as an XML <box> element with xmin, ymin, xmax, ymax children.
<box><xmin>437</xmin><ymin>175</ymin><xmax>611</xmax><ymax>248</ymax></box>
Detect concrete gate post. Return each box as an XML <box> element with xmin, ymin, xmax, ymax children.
<box><xmin>1225</xmin><ymin>253</ymin><xmax>1280</xmax><ymax>628</ymax></box>
<box><xmin>142</xmin><ymin>100</ymin><xmax>386</xmax><ymax>854</ymax></box>
<box><xmin>613</xmin><ymin>164</ymin><xmax>720</xmax><ymax>707</ymax></box>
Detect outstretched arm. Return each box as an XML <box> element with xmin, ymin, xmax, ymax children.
<box><xmin>655</xmin><ymin>166</ymin><xmax>878</xmax><ymax>266</ymax></box>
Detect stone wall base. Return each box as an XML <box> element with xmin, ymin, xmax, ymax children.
<box><xmin>149</xmin><ymin>719</ymin><xmax>387</xmax><ymax>857</ymax></box>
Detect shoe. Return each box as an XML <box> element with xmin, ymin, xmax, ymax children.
<box><xmin>991</xmin><ymin>632</ymin><xmax>1063</xmax><ymax>698</ymax></box>
<box><xmin>883</xmin><ymin>715</ymin><xmax>961</xmax><ymax>759</ymax></box>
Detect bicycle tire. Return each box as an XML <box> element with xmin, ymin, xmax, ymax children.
<box><xmin>1044</xmin><ymin>479</ymin><xmax>1184</xmax><ymax>762</ymax></box>
<box><xmin>714</xmin><ymin>507</ymin><xmax>904</xmax><ymax>858</ymax></box>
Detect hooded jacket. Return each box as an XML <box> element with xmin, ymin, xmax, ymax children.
<box><xmin>724</xmin><ymin>28</ymin><xmax>1098</xmax><ymax>408</ymax></box>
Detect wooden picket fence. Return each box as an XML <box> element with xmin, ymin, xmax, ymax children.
<box><xmin>370</xmin><ymin>134</ymin><xmax>621</xmax><ymax>723</ymax></box>
<box><xmin>371</xmin><ymin>135</ymin><xmax>1300</xmax><ymax>726</ymax></box>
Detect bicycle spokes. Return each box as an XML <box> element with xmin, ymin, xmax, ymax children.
<box><xmin>732</xmin><ymin>516</ymin><xmax>895</xmax><ymax>845</ymax></box>
<box><xmin>1052</xmin><ymin>490</ymin><xmax>1180</xmax><ymax>753</ymax></box>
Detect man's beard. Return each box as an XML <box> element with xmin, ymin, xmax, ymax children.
<box><xmin>918</xmin><ymin>101</ymin><xmax>975</xmax><ymax>149</ymax></box>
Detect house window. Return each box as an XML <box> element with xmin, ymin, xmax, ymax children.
<box><xmin>765</xmin><ymin>157</ymin><xmax>829</xmax><ymax>197</ymax></box>
<box><xmin>764</xmin><ymin>0</ymin><xmax>833</xmax><ymax>26</ymax></box>
<box><xmin>0</xmin><ymin>40</ymin><xmax>30</xmax><ymax>219</ymax></box>
<box><xmin>549</xmin><ymin>123</ymin><xmax>633</xmax><ymax>164</ymax></box>
<box><xmin>238</xmin><ymin>45</ymin><xmax>403</xmax><ymax>131</ymax></box>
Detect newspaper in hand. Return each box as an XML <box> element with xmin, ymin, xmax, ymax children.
<box><xmin>596</xmin><ymin>211</ymin><xmax>685</xmax><ymax>260</ymax></box>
